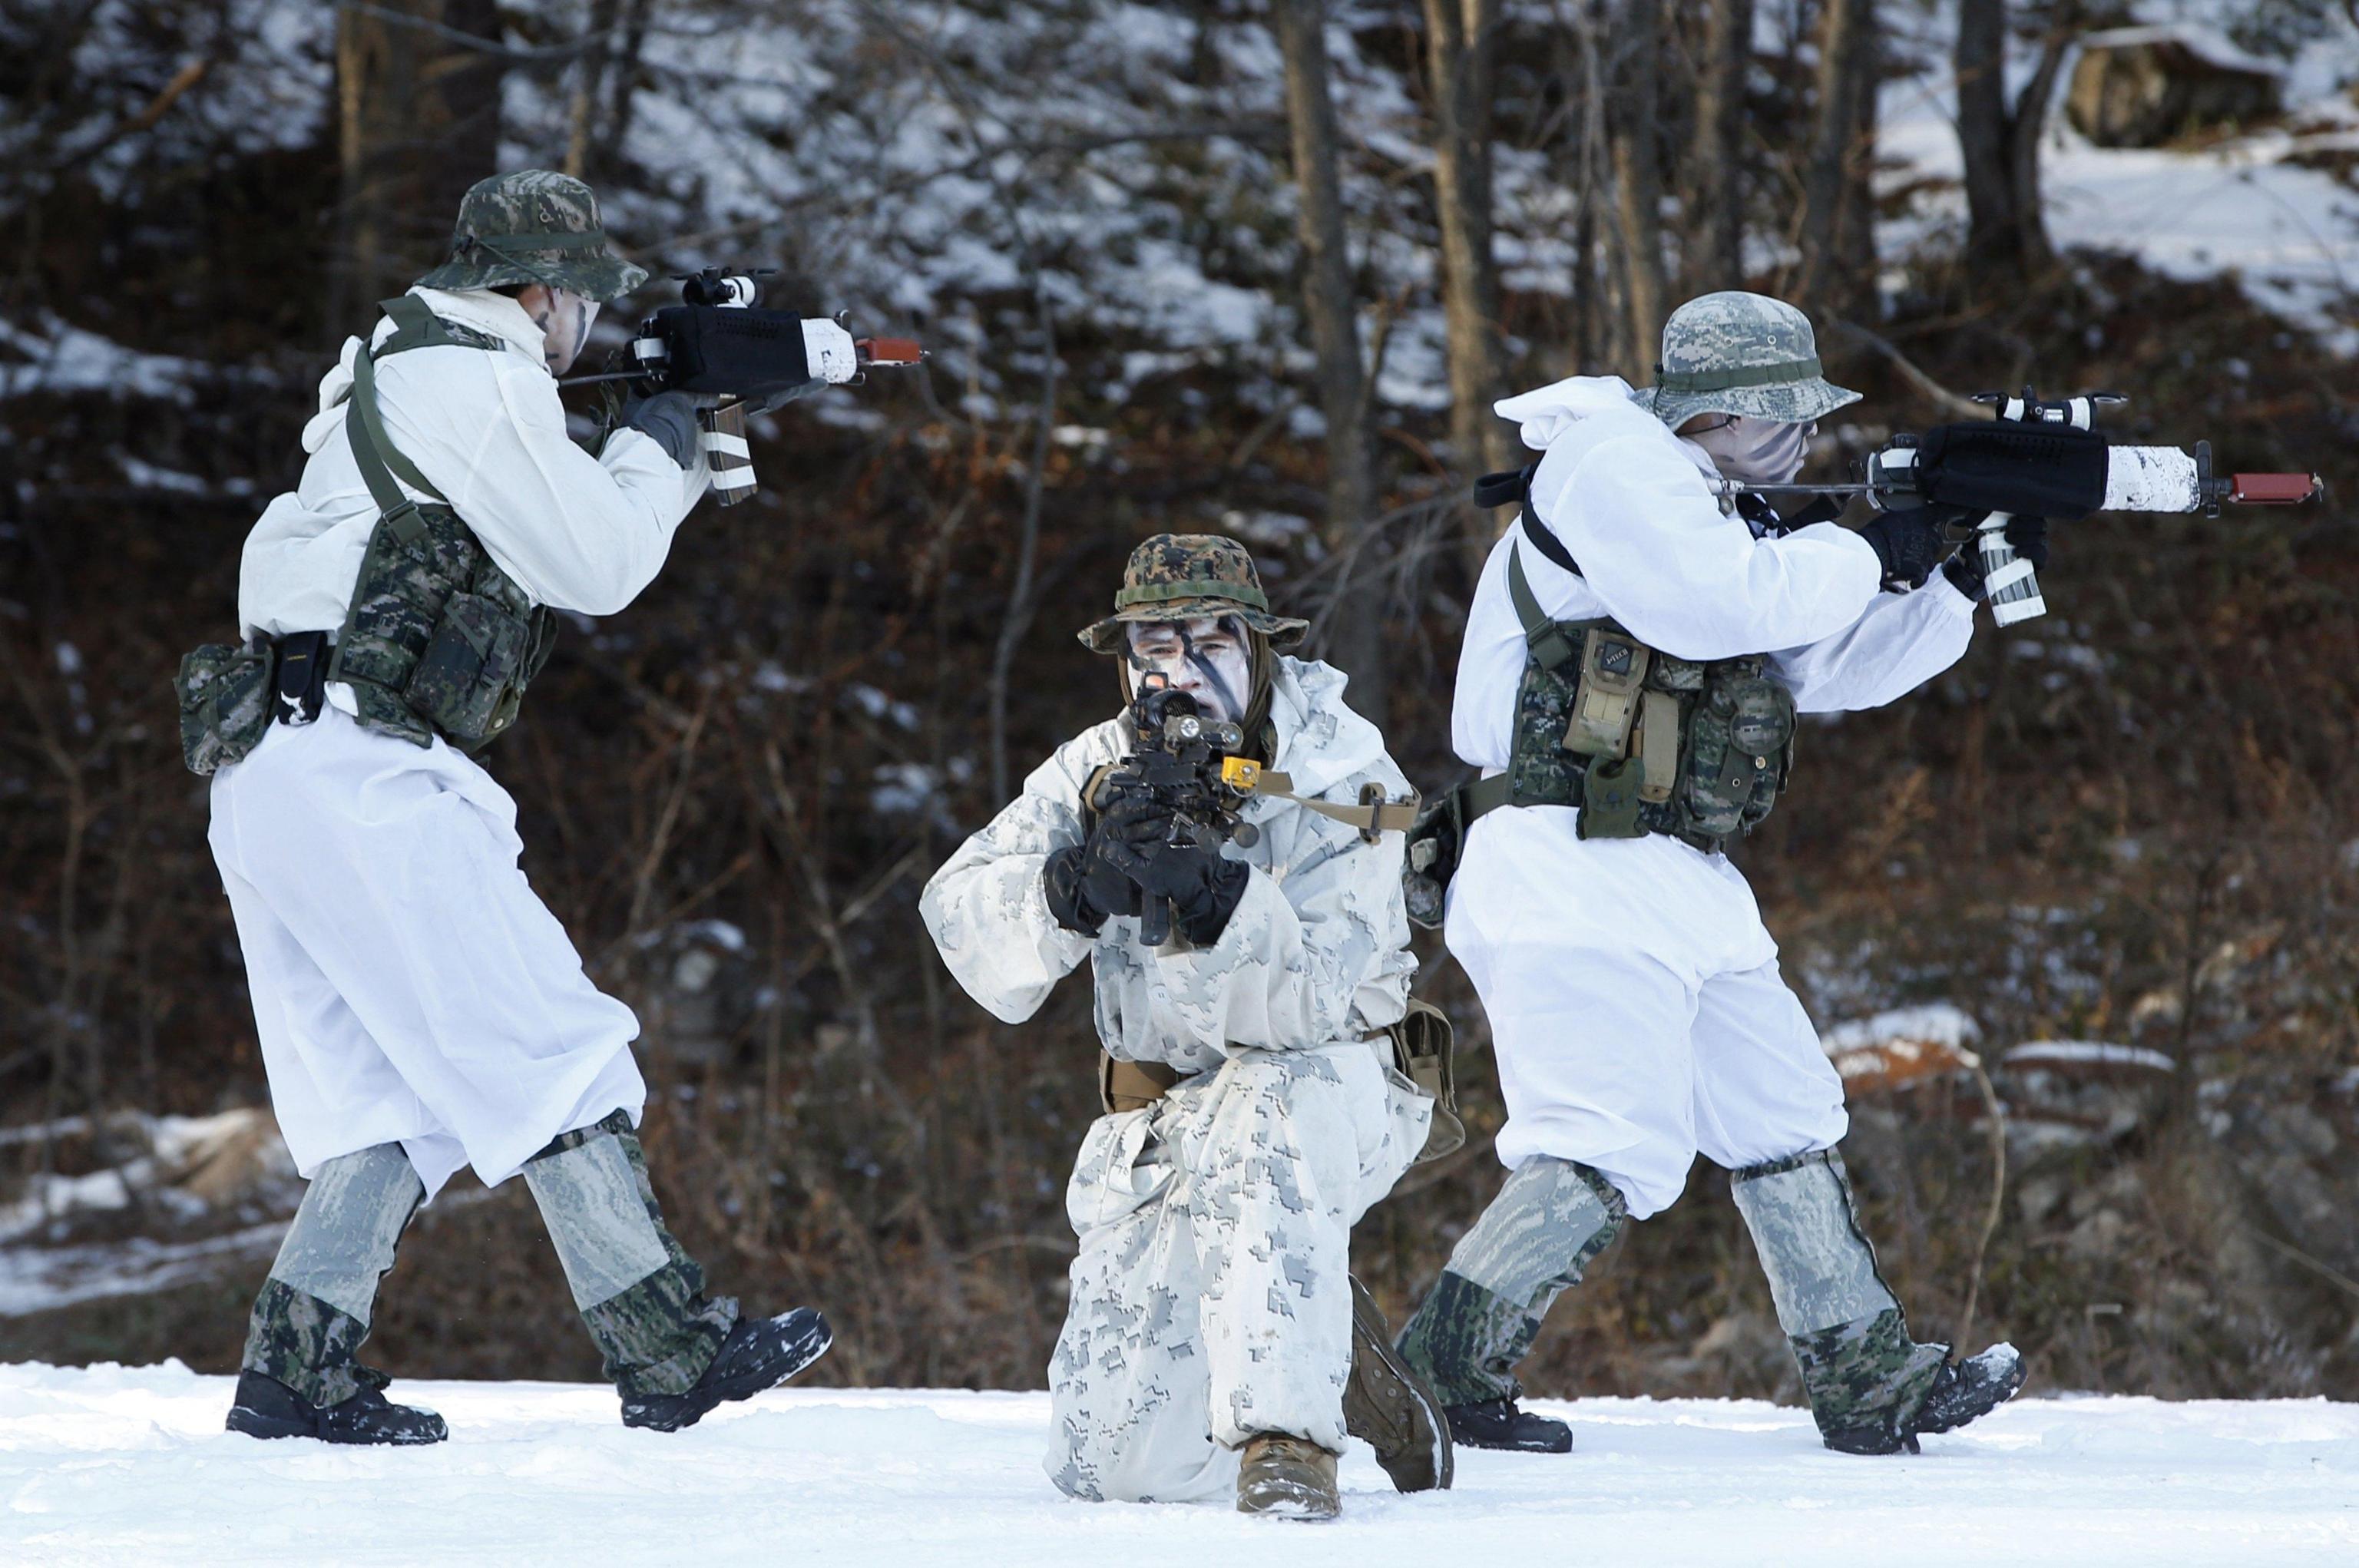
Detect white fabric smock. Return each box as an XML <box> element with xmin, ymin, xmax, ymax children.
<box><xmin>208</xmin><ymin>290</ymin><xmax>708</xmax><ymax>1199</ymax></box>
<box><xmin>239</xmin><ymin>286</ymin><xmax>706</xmax><ymax>643</ymax></box>
<box><xmin>1448</xmin><ymin>377</ymin><xmax>1978</xmax><ymax>1220</ymax></box>
<box><xmin>920</xmin><ymin>656</ymin><xmax>1430</xmax><ymax>1500</ymax></box>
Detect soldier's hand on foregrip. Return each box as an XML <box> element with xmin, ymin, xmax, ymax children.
<box><xmin>620</xmin><ymin>389</ymin><xmax>704</xmax><ymax>471</ymax></box>
<box><xmin>1859</xmin><ymin>505</ymin><xmax>1963</xmax><ymax>591</ymax></box>
<box><xmin>802</xmin><ymin>319</ymin><xmax>859</xmax><ymax>385</ymax></box>
<box><xmin>1999</xmin><ymin>513</ymin><xmax>2050</xmax><ymax>569</ymax></box>
<box><xmin>1941</xmin><ymin>514</ymin><xmax>2050</xmax><ymax>600</ymax></box>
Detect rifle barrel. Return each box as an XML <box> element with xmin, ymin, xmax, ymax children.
<box><xmin>1712</xmin><ymin>481</ymin><xmax>1882</xmax><ymax>497</ymax></box>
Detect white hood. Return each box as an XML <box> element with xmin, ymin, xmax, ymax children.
<box><xmin>1493</xmin><ymin>375</ymin><xmax>1650</xmax><ymax>452</ymax></box>
<box><xmin>1266</xmin><ymin>655</ymin><xmax>1388</xmax><ymax>802</ymax></box>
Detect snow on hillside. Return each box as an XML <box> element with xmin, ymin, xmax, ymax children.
<box><xmin>2</xmin><ymin>1364</ymin><xmax>2354</xmax><ymax>1566</ymax></box>
<box><xmin>1878</xmin><ymin>2</ymin><xmax>2359</xmax><ymax>352</ymax></box>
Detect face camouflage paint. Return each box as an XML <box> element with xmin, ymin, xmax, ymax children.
<box><xmin>1126</xmin><ymin>615</ymin><xmax>1251</xmax><ymax>725</ymax></box>
<box><xmin>529</xmin><ymin>286</ymin><xmax>601</xmax><ymax>375</ymax></box>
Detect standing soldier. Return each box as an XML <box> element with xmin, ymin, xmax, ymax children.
<box><xmin>175</xmin><ymin>171</ymin><xmax>849</xmax><ymax>1444</ymax></box>
<box><xmin>920</xmin><ymin>536</ymin><xmax>1450</xmax><ymax>1519</ymax></box>
<box><xmin>1397</xmin><ymin>293</ymin><xmax>2034</xmax><ymax>1457</ymax></box>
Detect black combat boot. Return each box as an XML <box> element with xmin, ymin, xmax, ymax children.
<box><xmin>1821</xmin><ymin>1344</ymin><xmax>2026</xmax><ymax>1455</ymax></box>
<box><xmin>226</xmin><ymin>1369</ymin><xmax>448</xmax><ymax>1445</ymax></box>
<box><xmin>1342</xmin><ymin>1277</ymin><xmax>1454</xmax><ymax>1491</ymax></box>
<box><xmin>1444</xmin><ymin>1396</ymin><xmax>1573</xmax><ymax>1454</ymax></box>
<box><xmin>620</xmin><ymin>1308</ymin><xmax>833</xmax><ymax>1432</ymax></box>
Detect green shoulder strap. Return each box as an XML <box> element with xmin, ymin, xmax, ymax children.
<box><xmin>343</xmin><ymin>296</ymin><xmax>498</xmax><ymax>544</ymax></box>
<box><xmin>376</xmin><ymin>294</ymin><xmax>505</xmax><ymax>356</ymax></box>
<box><xmin>1509</xmin><ymin>543</ymin><xmax>1587</xmax><ymax>673</ymax></box>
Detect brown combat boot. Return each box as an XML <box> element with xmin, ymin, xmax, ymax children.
<box><xmin>1236</xmin><ymin>1433</ymin><xmax>1342</xmax><ymax>1520</ymax></box>
<box><xmin>1342</xmin><ymin>1275</ymin><xmax>1454</xmax><ymax>1492</ymax></box>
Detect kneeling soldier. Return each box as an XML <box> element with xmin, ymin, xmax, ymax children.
<box><xmin>178</xmin><ymin>171</ymin><xmax>841</xmax><ymax>1444</ymax></box>
<box><xmin>921</xmin><ymin>535</ymin><xmax>1449</xmax><ymax>1519</ymax></box>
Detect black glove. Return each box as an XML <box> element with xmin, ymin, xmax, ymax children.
<box><xmin>1044</xmin><ymin>796</ymin><xmax>1158</xmax><ymax>935</ymax></box>
<box><xmin>1097</xmin><ymin>794</ymin><xmax>1250</xmax><ymax>946</ymax></box>
<box><xmin>618</xmin><ymin>389</ymin><xmax>703</xmax><ymax>470</ymax></box>
<box><xmin>1940</xmin><ymin>514</ymin><xmax>2050</xmax><ymax>600</ymax></box>
<box><xmin>1859</xmin><ymin>504</ymin><xmax>1974</xmax><ymax>590</ymax></box>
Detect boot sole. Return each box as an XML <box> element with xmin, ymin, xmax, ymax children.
<box><xmin>623</xmin><ymin>1309</ymin><xmax>834</xmax><ymax>1433</ymax></box>
<box><xmin>1448</xmin><ymin>1424</ymin><xmax>1573</xmax><ymax>1455</ymax></box>
<box><xmin>1238</xmin><ymin>1491</ymin><xmax>1342</xmax><ymax>1521</ymax></box>
<box><xmin>1342</xmin><ymin>1278</ymin><xmax>1454</xmax><ymax>1491</ymax></box>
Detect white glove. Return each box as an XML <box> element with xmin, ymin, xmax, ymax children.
<box><xmin>801</xmin><ymin>319</ymin><xmax>859</xmax><ymax>385</ymax></box>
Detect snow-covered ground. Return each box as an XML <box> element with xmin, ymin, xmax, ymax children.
<box><xmin>2</xmin><ymin>1365</ymin><xmax>2354</xmax><ymax>1566</ymax></box>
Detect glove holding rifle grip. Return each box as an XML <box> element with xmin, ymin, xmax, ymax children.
<box><xmin>1098</xmin><ymin>797</ymin><xmax>1249</xmax><ymax>948</ymax></box>
<box><xmin>1044</xmin><ymin>796</ymin><xmax>1152</xmax><ymax>936</ymax></box>
<box><xmin>1859</xmin><ymin>504</ymin><xmax>1975</xmax><ymax>591</ymax></box>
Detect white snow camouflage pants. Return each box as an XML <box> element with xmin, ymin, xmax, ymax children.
<box><xmin>1047</xmin><ymin>1040</ymin><xmax>1429</xmax><ymax>1503</ymax></box>
<box><xmin>209</xmin><ymin>706</ymin><xmax>646</xmax><ymax>1199</ymax></box>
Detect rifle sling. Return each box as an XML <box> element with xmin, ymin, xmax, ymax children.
<box><xmin>1244</xmin><ymin>771</ymin><xmax>1420</xmax><ymax>835</ymax></box>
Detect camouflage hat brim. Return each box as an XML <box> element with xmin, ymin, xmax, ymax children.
<box><xmin>1080</xmin><ymin>598</ymin><xmax>1309</xmax><ymax>654</ymax></box>
<box><xmin>415</xmin><ymin>242</ymin><xmax>648</xmax><ymax>302</ymax></box>
<box><xmin>1650</xmin><ymin>374</ymin><xmax>1862</xmax><ymax>431</ymax></box>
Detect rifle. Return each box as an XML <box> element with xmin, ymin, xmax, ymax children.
<box><xmin>1726</xmin><ymin>390</ymin><xmax>2321</xmax><ymax>626</ymax></box>
<box><xmin>1088</xmin><ymin>679</ymin><xmax>1260</xmax><ymax>948</ymax></box>
<box><xmin>561</xmin><ymin>266</ymin><xmax>924</xmax><ymax>505</ymax></box>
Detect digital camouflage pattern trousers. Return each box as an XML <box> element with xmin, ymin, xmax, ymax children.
<box><xmin>241</xmin><ymin>1111</ymin><xmax>735</xmax><ymax>1407</ymax></box>
<box><xmin>1396</xmin><ymin>1146</ymin><xmax>1947</xmax><ymax>1444</ymax></box>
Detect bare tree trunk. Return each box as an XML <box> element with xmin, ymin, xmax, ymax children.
<box><xmin>1839</xmin><ymin>6</ymin><xmax>1881</xmax><ymax>293</ymax></box>
<box><xmin>1957</xmin><ymin>0</ymin><xmax>2071</xmax><ymax>286</ymax></box>
<box><xmin>1609</xmin><ymin>0</ymin><xmax>1667</xmax><ymax>369</ymax></box>
<box><xmin>1274</xmin><ymin>0</ymin><xmax>1385</xmax><ymax>725</ymax></box>
<box><xmin>1562</xmin><ymin>8</ymin><xmax>1610</xmax><ymax>375</ymax></box>
<box><xmin>595</xmin><ymin>0</ymin><xmax>657</xmax><ymax>174</ymax></box>
<box><xmin>1795</xmin><ymin>0</ymin><xmax>1876</xmax><ymax>316</ymax></box>
<box><xmin>1424</xmin><ymin>0</ymin><xmax>1510</xmax><ymax>478</ymax></box>
<box><xmin>566</xmin><ymin>0</ymin><xmax>624</xmax><ymax>178</ymax></box>
<box><xmin>1954</xmin><ymin>0</ymin><xmax>2017</xmax><ymax>271</ymax></box>
<box><xmin>1686</xmin><ymin>0</ymin><xmax>1754</xmax><ymax>293</ymax></box>
<box><xmin>2007</xmin><ymin>22</ymin><xmax>2073</xmax><ymax>276</ymax></box>
<box><xmin>329</xmin><ymin>0</ymin><xmax>505</xmax><ymax>334</ymax></box>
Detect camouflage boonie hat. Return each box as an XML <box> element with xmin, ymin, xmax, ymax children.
<box><xmin>1079</xmin><ymin>533</ymin><xmax>1309</xmax><ymax>653</ymax></box>
<box><xmin>1647</xmin><ymin>291</ymin><xmax>1861</xmax><ymax>429</ymax></box>
<box><xmin>413</xmin><ymin>170</ymin><xmax>648</xmax><ymax>301</ymax></box>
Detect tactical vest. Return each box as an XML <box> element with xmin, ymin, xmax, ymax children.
<box><xmin>1482</xmin><ymin>541</ymin><xmax>1796</xmax><ymax>851</ymax></box>
<box><xmin>327</xmin><ymin>296</ymin><xmax>558</xmax><ymax>753</ymax></box>
<box><xmin>175</xmin><ymin>298</ymin><xmax>557</xmax><ymax>776</ymax></box>
<box><xmin>1401</xmin><ymin>469</ymin><xmax>1798</xmax><ymax>926</ymax></box>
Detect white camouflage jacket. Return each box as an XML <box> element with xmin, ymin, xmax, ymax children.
<box><xmin>1454</xmin><ymin>375</ymin><xmax>1977</xmax><ymax>775</ymax></box>
<box><xmin>921</xmin><ymin>656</ymin><xmax>1416</xmax><ymax>1074</ymax></box>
